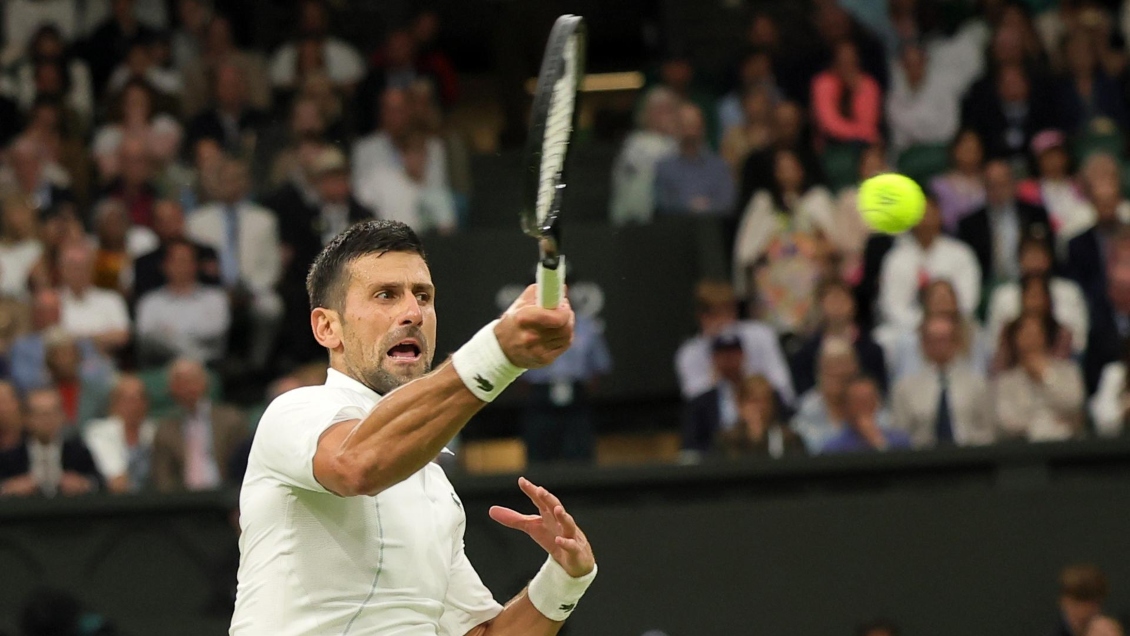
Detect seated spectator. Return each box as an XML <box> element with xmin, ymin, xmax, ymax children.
<box><xmin>185</xmin><ymin>61</ymin><xmax>268</xmax><ymax>158</ymax></box>
<box><xmin>0</xmin><ymin>135</ymin><xmax>76</xmax><ymax>220</ymax></box>
<box><xmin>93</xmin><ymin>79</ymin><xmax>182</xmax><ymax>184</ymax></box>
<box><xmin>989</xmin><ymin>278</ymin><xmax>1074</xmax><ymax>375</ymax></box>
<box><xmin>171</xmin><ymin>0</ymin><xmax>212</xmax><ymax>68</ymax></box>
<box><xmin>674</xmin><ymin>280</ymin><xmax>794</xmax><ymax>404</ymax></box>
<box><xmin>187</xmin><ymin>158</ymin><xmax>282</xmax><ymax>371</ymax></box>
<box><xmin>355</xmin><ymin>130</ymin><xmax>456</xmax><ymax>235</ymax></box>
<box><xmin>994</xmin><ymin>313</ymin><xmax>1085</xmax><ymax>441</ymax></box>
<box><xmin>99</xmin><ymin>135</ymin><xmax>160</xmax><ymax>228</ymax></box>
<box><xmin>642</xmin><ymin>53</ymin><xmax>718</xmax><ymax>145</ymax></box>
<box><xmin>151</xmin><ymin>358</ymin><xmax>248</xmax><ymax>492</ymax></box>
<box><xmin>0</xmin><ymin>381</ymin><xmax>22</xmax><ymax>453</ymax></box>
<box><xmin>43</xmin><ymin>328</ymin><xmax>115</xmax><ymax>427</ymax></box>
<box><xmin>1017</xmin><ymin>130</ymin><xmax>1089</xmax><ymax>244</ymax></box>
<box><xmin>883</xmin><ymin>280</ymin><xmax>994</xmax><ymax>385</ymax></box>
<box><xmin>353</xmin><ymin>87</ymin><xmax>448</xmax><ymax>202</ymax></box>
<box><xmin>821</xmin><ymin>376</ymin><xmax>907</xmax><ymax>454</ymax></box>
<box><xmin>264</xmin><ymin>97</ymin><xmax>330</xmax><ymax>189</ymax></box>
<box><xmin>738</xmin><ymin>100</ymin><xmax>823</xmax><ymax>205</ymax></box>
<box><xmin>3</xmin><ymin>24</ymin><xmax>95</xmax><ymax>130</ymax></box>
<box><xmin>136</xmin><ymin>239</ymin><xmax>230</xmax><ymax>367</ymax></box>
<box><xmin>131</xmin><ymin>199</ymin><xmax>220</xmax><ymax>300</ymax></box>
<box><xmin>878</xmin><ymin>195</ymin><xmax>981</xmax><ymax>333</ymax></box>
<box><xmin>1083</xmin><ymin>231</ymin><xmax>1130</xmax><ymax>393</ymax></box>
<box><xmin>791</xmin><ymin>279</ymin><xmax>887</xmax><ymax>397</ymax></box>
<box><xmin>91</xmin><ymin>199</ymin><xmax>158</xmax><ymax>293</ymax></box>
<box><xmin>720</xmin><ymin>85</ymin><xmax>775</xmax><ymax>179</ymax></box>
<box><xmin>1051</xmin><ymin>564</ymin><xmax>1112</xmax><ymax>636</ymax></box>
<box><xmin>57</xmin><ymin>241</ymin><xmax>131</xmax><ymax>356</ymax></box>
<box><xmin>886</xmin><ymin>42</ymin><xmax>961</xmax><ymax>155</ymax></box>
<box><xmin>891</xmin><ymin>313</ymin><xmax>994</xmax><ymax>448</ymax></box>
<box><xmin>268</xmin><ymin>0</ymin><xmax>365</xmax><ymax>94</ymax></box>
<box><xmin>987</xmin><ymin>236</ymin><xmax>1088</xmax><ymax>355</ymax></box>
<box><xmin>104</xmin><ymin>34</ymin><xmax>182</xmax><ymax>105</ymax></box>
<box><xmin>958</xmin><ymin>159</ymin><xmax>1054</xmax><ymax>288</ymax></box>
<box><xmin>832</xmin><ymin>144</ymin><xmax>888</xmax><ymax>273</ymax></box>
<box><xmin>682</xmin><ymin>334</ymin><xmax>747</xmax><ymax>454</ymax></box>
<box><xmin>0</xmin><ymin>386</ymin><xmax>101</xmax><ymax>497</ymax></box>
<box><xmin>82</xmin><ymin>0</ymin><xmax>160</xmax><ymax>96</ymax></box>
<box><xmin>715</xmin><ymin>374</ymin><xmax>807</xmax><ymax>459</ymax></box>
<box><xmin>961</xmin><ymin>62</ymin><xmax>1061</xmax><ymax>165</ymax></box>
<box><xmin>792</xmin><ymin>337</ymin><xmax>858</xmax><ymax>451</ymax></box>
<box><xmin>1090</xmin><ymin>339</ymin><xmax>1130</xmax><ymax>438</ymax></box>
<box><xmin>929</xmin><ymin>129</ymin><xmax>987</xmax><ymax>232</ymax></box>
<box><xmin>610</xmin><ymin>87</ymin><xmax>679</xmax><ymax>225</ymax></box>
<box><xmin>521</xmin><ymin>309</ymin><xmax>612</xmax><ymax>464</ymax></box>
<box><xmin>180</xmin><ymin>14</ymin><xmax>271</xmax><ymax>118</ymax></box>
<box><xmin>0</xmin><ymin>196</ymin><xmax>45</xmax><ymax>298</ymax></box>
<box><xmin>82</xmin><ymin>375</ymin><xmax>156</xmax><ymax>493</ymax></box>
<box><xmin>654</xmin><ymin>103</ymin><xmax>735</xmax><ymax>217</ymax></box>
<box><xmin>22</xmin><ymin>98</ymin><xmax>95</xmax><ymax>209</ymax></box>
<box><xmin>732</xmin><ymin>148</ymin><xmax>835</xmax><ymax>335</ymax></box>
<box><xmin>1056</xmin><ymin>29</ymin><xmax>1127</xmax><ymax>134</ymax></box>
<box><xmin>810</xmin><ymin>41</ymin><xmax>882</xmax><ymax>146</ymax></box>
<box><xmin>716</xmin><ymin>47</ymin><xmax>781</xmax><ymax>141</ymax></box>
<box><xmin>1067</xmin><ymin>173</ymin><xmax>1129</xmax><ymax>306</ymax></box>
<box><xmin>8</xmin><ymin>289</ymin><xmax>65</xmax><ymax>392</ymax></box>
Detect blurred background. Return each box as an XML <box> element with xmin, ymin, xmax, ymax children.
<box><xmin>0</xmin><ymin>0</ymin><xmax>1128</xmax><ymax>634</ymax></box>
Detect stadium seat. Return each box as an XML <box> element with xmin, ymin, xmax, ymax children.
<box><xmin>821</xmin><ymin>143</ymin><xmax>861</xmax><ymax>191</ymax></box>
<box><xmin>137</xmin><ymin>367</ymin><xmax>223</xmax><ymax>420</ymax></box>
<box><xmin>461</xmin><ymin>438</ymin><xmax>527</xmax><ymax>474</ymax></box>
<box><xmin>1073</xmin><ymin>129</ymin><xmax>1125</xmax><ymax>163</ymax></box>
<box><xmin>897</xmin><ymin>144</ymin><xmax>949</xmax><ymax>185</ymax></box>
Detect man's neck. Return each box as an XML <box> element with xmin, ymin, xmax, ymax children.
<box><xmin>168</xmin><ymin>281</ymin><xmax>197</xmax><ymax>295</ymax></box>
<box><xmin>915</xmin><ymin>234</ymin><xmax>937</xmax><ymax>250</ymax></box>
<box><xmin>67</xmin><ymin>284</ymin><xmax>88</xmax><ymax>299</ymax></box>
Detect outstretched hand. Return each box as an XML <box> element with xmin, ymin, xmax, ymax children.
<box><xmin>489</xmin><ymin>477</ymin><xmax>595</xmax><ymax>578</ymax></box>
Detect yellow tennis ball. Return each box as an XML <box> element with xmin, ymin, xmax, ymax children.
<box><xmin>858</xmin><ymin>173</ymin><xmax>926</xmax><ymax>234</ymax></box>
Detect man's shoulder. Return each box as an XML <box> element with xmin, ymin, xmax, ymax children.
<box><xmin>259</xmin><ymin>385</ymin><xmax>372</xmax><ymax>427</ymax></box>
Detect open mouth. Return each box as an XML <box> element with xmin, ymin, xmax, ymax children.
<box><xmin>386</xmin><ymin>339</ymin><xmax>422</xmax><ymax>362</ymax></box>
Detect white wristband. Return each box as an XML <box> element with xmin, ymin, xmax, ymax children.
<box><xmin>527</xmin><ymin>556</ymin><xmax>597</xmax><ymax>621</ymax></box>
<box><xmin>451</xmin><ymin>320</ymin><xmax>525</xmax><ymax>402</ymax></box>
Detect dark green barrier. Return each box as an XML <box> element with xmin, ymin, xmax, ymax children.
<box><xmin>2</xmin><ymin>441</ymin><xmax>1129</xmax><ymax>635</ymax></box>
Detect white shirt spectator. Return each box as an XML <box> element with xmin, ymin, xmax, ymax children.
<box><xmin>0</xmin><ymin>238</ymin><xmax>43</xmax><ymax>298</ymax></box>
<box><xmin>59</xmin><ymin>286</ymin><xmax>130</xmax><ymax>339</ymax></box>
<box><xmin>885</xmin><ymin>59</ymin><xmax>961</xmax><ymax>154</ymax></box>
<box><xmin>268</xmin><ymin>38</ymin><xmax>365</xmax><ymax>88</ymax></box>
<box><xmin>609</xmin><ymin>130</ymin><xmax>676</xmax><ymax>225</ymax></box>
<box><xmin>0</xmin><ymin>57</ymin><xmax>94</xmax><ymax>125</ymax></box>
<box><xmin>136</xmin><ymin>285</ymin><xmax>231</xmax><ymax>362</ymax></box>
<box><xmin>352</xmin><ymin>132</ymin><xmax>448</xmax><ymax>192</ymax></box>
<box><xmin>106</xmin><ymin>65</ymin><xmax>183</xmax><ymax>96</ymax></box>
<box><xmin>231</xmin><ymin>369</ymin><xmax>502</xmax><ymax>635</ymax></box>
<box><xmin>83</xmin><ymin>415</ymin><xmax>157</xmax><ymax>485</ymax></box>
<box><xmin>674</xmin><ymin>320</ymin><xmax>795</xmax><ymax>405</ymax></box>
<box><xmin>878</xmin><ymin>234</ymin><xmax>982</xmax><ymax>332</ymax></box>
<box><xmin>985</xmin><ymin>277</ymin><xmax>1089</xmax><ymax>353</ymax></box>
<box><xmin>187</xmin><ymin>201</ymin><xmax>282</xmax><ymax>297</ymax></box>
<box><xmin>356</xmin><ymin>165</ymin><xmax>456</xmax><ymax>235</ymax></box>
<box><xmin>1090</xmin><ymin>362</ymin><xmax>1130</xmax><ymax>438</ymax></box>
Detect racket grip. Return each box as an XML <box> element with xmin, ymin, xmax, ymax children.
<box><xmin>537</xmin><ymin>256</ymin><xmax>565</xmax><ymax>309</ymax></box>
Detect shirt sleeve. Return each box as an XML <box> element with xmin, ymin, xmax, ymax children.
<box><xmin>437</xmin><ymin>542</ymin><xmax>504</xmax><ymax>636</ymax></box>
<box><xmin>252</xmin><ymin>390</ymin><xmax>369</xmax><ymax>493</ymax></box>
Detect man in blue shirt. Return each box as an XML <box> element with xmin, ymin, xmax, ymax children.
<box><xmin>822</xmin><ymin>376</ymin><xmax>911</xmax><ymax>454</ymax></box>
<box><xmin>654</xmin><ymin>104</ymin><xmax>736</xmax><ymax>216</ymax></box>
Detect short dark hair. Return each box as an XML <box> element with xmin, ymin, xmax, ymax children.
<box><xmin>306</xmin><ymin>220</ymin><xmax>427</xmax><ymax>311</ymax></box>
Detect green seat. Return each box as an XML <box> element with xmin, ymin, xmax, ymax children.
<box><xmin>1073</xmin><ymin>130</ymin><xmax>1124</xmax><ymax>164</ymax></box>
<box><xmin>138</xmin><ymin>367</ymin><xmax>223</xmax><ymax>420</ymax></box>
<box><xmin>821</xmin><ymin>143</ymin><xmax>861</xmax><ymax>191</ymax></box>
<box><xmin>897</xmin><ymin>144</ymin><xmax>949</xmax><ymax>186</ymax></box>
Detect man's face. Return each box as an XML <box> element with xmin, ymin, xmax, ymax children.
<box><xmin>912</xmin><ymin>200</ymin><xmax>942</xmax><ymax>244</ymax></box>
<box><xmin>336</xmin><ymin>251</ymin><xmax>437</xmax><ymax>394</ymax></box>
<box><xmin>845</xmin><ymin>380</ymin><xmax>880</xmax><ymax>423</ymax></box>
<box><xmin>819</xmin><ymin>354</ymin><xmax>857</xmax><ymax>396</ymax></box>
<box><xmin>164</xmin><ymin>244</ymin><xmax>198</xmax><ymax>286</ymax></box>
<box><xmin>1019</xmin><ymin>244</ymin><xmax>1052</xmax><ymax>276</ymax></box>
<box><xmin>120</xmin><ymin>141</ymin><xmax>152</xmax><ymax>186</ymax></box>
<box><xmin>676</xmin><ymin>105</ymin><xmax>705</xmax><ymax>147</ymax></box>
<box><xmin>316</xmin><ymin>171</ymin><xmax>351</xmax><ymax>204</ymax></box>
<box><xmin>170</xmin><ymin>366</ymin><xmax>208</xmax><ymax>407</ymax></box>
<box><xmin>922</xmin><ymin>318</ymin><xmax>958</xmax><ymax>365</ymax></box>
<box><xmin>153</xmin><ymin>201</ymin><xmax>186</xmax><ymax>240</ymax></box>
<box><xmin>820</xmin><ymin>287</ymin><xmax>854</xmax><ymax>326</ymax></box>
<box><xmin>113</xmin><ymin>378</ymin><xmax>149</xmax><ymax>423</ymax></box>
<box><xmin>46</xmin><ymin>342</ymin><xmax>80</xmax><ymax>381</ymax></box>
<box><xmin>985</xmin><ymin>162</ymin><xmax>1015</xmax><ymax>207</ymax></box>
<box><xmin>381</xmin><ymin>90</ymin><xmax>412</xmax><ymax>138</ymax></box>
<box><xmin>711</xmin><ymin>348</ymin><xmax>744</xmax><ymax>382</ymax></box>
<box><xmin>26</xmin><ymin>391</ymin><xmax>65</xmax><ymax>442</ymax></box>
<box><xmin>59</xmin><ymin>246</ymin><xmax>93</xmax><ymax>291</ymax></box>
<box><xmin>31</xmin><ymin>290</ymin><xmax>60</xmax><ymax>330</ymax></box>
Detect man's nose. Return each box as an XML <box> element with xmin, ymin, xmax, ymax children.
<box><xmin>398</xmin><ymin>295</ymin><xmax>423</xmax><ymax>326</ymax></box>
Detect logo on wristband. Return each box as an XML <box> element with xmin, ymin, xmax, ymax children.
<box><xmin>474</xmin><ymin>375</ymin><xmax>495</xmax><ymax>392</ymax></box>
<box><xmin>558</xmin><ymin>603</ymin><xmax>576</xmax><ymax>612</ymax></box>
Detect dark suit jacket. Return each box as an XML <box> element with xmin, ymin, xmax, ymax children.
<box><xmin>0</xmin><ymin>436</ymin><xmax>103</xmax><ymax>493</ymax></box>
<box><xmin>263</xmin><ymin>183</ymin><xmax>373</xmax><ymax>285</ymax></box>
<box><xmin>186</xmin><ymin>108</ymin><xmax>269</xmax><ymax>155</ymax></box>
<box><xmin>1084</xmin><ymin>295</ymin><xmax>1127</xmax><ymax>395</ymax></box>
<box><xmin>961</xmin><ymin>74</ymin><xmax>1063</xmax><ymax>160</ymax></box>
<box><xmin>683</xmin><ymin>388</ymin><xmax>723</xmax><ymax>452</ymax></box>
<box><xmin>791</xmin><ymin>331</ymin><xmax>889</xmax><ymax>397</ymax></box>
<box><xmin>855</xmin><ymin>233</ymin><xmax>895</xmax><ymax>331</ymax></box>
<box><xmin>150</xmin><ymin>403</ymin><xmax>249</xmax><ymax>492</ymax></box>
<box><xmin>1066</xmin><ymin>227</ymin><xmax>1107</xmax><ymax>308</ymax></box>
<box><xmin>957</xmin><ymin>203</ymin><xmax>1054</xmax><ymax>287</ymax></box>
<box><xmin>132</xmin><ymin>241</ymin><xmax>221</xmax><ymax>300</ymax></box>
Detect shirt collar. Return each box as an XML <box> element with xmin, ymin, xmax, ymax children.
<box><xmin>324</xmin><ymin>368</ymin><xmax>454</xmax><ymax>456</ymax></box>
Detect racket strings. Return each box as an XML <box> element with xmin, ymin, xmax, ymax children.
<box><xmin>536</xmin><ymin>35</ymin><xmax>579</xmax><ymax>224</ymax></box>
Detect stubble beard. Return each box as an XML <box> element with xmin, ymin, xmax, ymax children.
<box><xmin>345</xmin><ymin>326</ymin><xmax>433</xmax><ymax>396</ymax></box>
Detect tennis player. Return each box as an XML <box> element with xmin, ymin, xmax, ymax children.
<box><xmin>230</xmin><ymin>221</ymin><xmax>597</xmax><ymax>635</ymax></box>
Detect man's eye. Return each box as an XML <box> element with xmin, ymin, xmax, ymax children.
<box><xmin>376</xmin><ymin>291</ymin><xmax>392</xmax><ymax>300</ymax></box>
<box><xmin>415</xmin><ymin>293</ymin><xmax>431</xmax><ymax>303</ymax></box>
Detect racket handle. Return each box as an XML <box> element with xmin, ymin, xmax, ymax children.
<box><xmin>537</xmin><ymin>256</ymin><xmax>566</xmax><ymax>309</ymax></box>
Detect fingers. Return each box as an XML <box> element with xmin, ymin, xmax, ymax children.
<box><xmin>518</xmin><ymin>477</ymin><xmax>554</xmax><ymax>519</ymax></box>
<box><xmin>554</xmin><ymin>505</ymin><xmax>580</xmax><ymax>539</ymax></box>
<box><xmin>488</xmin><ymin>505</ymin><xmax>540</xmax><ymax>531</ymax></box>
<box><xmin>555</xmin><ymin>536</ymin><xmax>583</xmax><ymax>552</ymax></box>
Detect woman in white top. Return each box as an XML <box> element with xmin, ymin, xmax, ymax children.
<box><xmin>0</xmin><ymin>197</ymin><xmax>45</xmax><ymax>298</ymax></box>
<box><xmin>1091</xmin><ymin>343</ymin><xmax>1130</xmax><ymax>438</ymax></box>
<box><xmin>92</xmin><ymin>78</ymin><xmax>183</xmax><ymax>183</ymax></box>
<box><xmin>0</xmin><ymin>24</ymin><xmax>94</xmax><ymax>129</ymax></box>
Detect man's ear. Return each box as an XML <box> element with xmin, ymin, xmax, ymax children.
<box><xmin>311</xmin><ymin>307</ymin><xmax>342</xmax><ymax>350</ymax></box>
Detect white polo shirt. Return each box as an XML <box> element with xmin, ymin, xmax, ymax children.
<box><xmin>231</xmin><ymin>369</ymin><xmax>503</xmax><ymax>635</ymax></box>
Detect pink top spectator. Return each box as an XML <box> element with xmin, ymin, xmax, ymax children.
<box><xmin>811</xmin><ymin>71</ymin><xmax>882</xmax><ymax>145</ymax></box>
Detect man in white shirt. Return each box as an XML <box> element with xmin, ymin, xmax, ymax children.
<box><xmin>82</xmin><ymin>374</ymin><xmax>157</xmax><ymax>493</ymax></box>
<box><xmin>356</xmin><ymin>130</ymin><xmax>457</xmax><ymax>234</ymax></box>
<box><xmin>352</xmin><ymin>87</ymin><xmax>448</xmax><ymax>198</ymax></box>
<box><xmin>610</xmin><ymin>86</ymin><xmax>678</xmax><ymax>225</ymax></box>
<box><xmin>232</xmin><ymin>220</ymin><xmax>597</xmax><ymax>635</ymax></box>
<box><xmin>886</xmin><ymin>43</ymin><xmax>961</xmax><ymax>155</ymax></box>
<box><xmin>57</xmin><ymin>241</ymin><xmax>131</xmax><ymax>355</ymax></box>
<box><xmin>267</xmin><ymin>0</ymin><xmax>365</xmax><ymax>91</ymax></box>
<box><xmin>878</xmin><ymin>194</ymin><xmax>982</xmax><ymax>332</ymax></box>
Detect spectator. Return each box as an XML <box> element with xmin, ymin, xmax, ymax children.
<box><xmin>961</xmin><ymin>62</ymin><xmax>1061</xmax><ymax>164</ymax></box>
<box><xmin>180</xmin><ymin>14</ymin><xmax>271</xmax><ymax>118</ymax></box>
<box><xmin>521</xmin><ymin>309</ymin><xmax>612</xmax><ymax>464</ymax></box>
<box><xmin>610</xmin><ymin>87</ymin><xmax>679</xmax><ymax>226</ymax></box>
<box><xmin>682</xmin><ymin>334</ymin><xmax>747</xmax><ymax>453</ymax></box>
<box><xmin>1017</xmin><ymin>130</ymin><xmax>1089</xmax><ymax>243</ymax></box>
<box><xmin>409</xmin><ymin>9</ymin><xmax>459</xmax><ymax>108</ymax></box>
<box><xmin>716</xmin><ymin>47</ymin><xmax>781</xmax><ymax>141</ymax></box>
<box><xmin>929</xmin><ymin>129</ymin><xmax>987</xmax><ymax>232</ymax></box>
<box><xmin>0</xmin><ymin>386</ymin><xmax>101</xmax><ymax>497</ymax></box>
<box><xmin>43</xmin><ymin>328</ymin><xmax>115</xmax><ymax>427</ymax></box>
<box><xmin>98</xmin><ymin>135</ymin><xmax>162</xmax><ymax>232</ymax></box>
<box><xmin>1067</xmin><ymin>173</ymin><xmax>1129</xmax><ymax>306</ymax></box>
<box><xmin>1057</xmin><ymin>29</ymin><xmax>1127</xmax><ymax>134</ymax></box>
<box><xmin>136</xmin><ymin>239</ymin><xmax>230</xmax><ymax>366</ymax></box>
<box><xmin>891</xmin><ymin>313</ymin><xmax>994</xmax><ymax>448</ymax></box>
<box><xmin>2</xmin><ymin>24</ymin><xmax>95</xmax><ymax>129</ymax></box>
<box><xmin>8</xmin><ymin>289</ymin><xmax>65</xmax><ymax>392</ymax></box>
<box><xmin>832</xmin><ymin>143</ymin><xmax>888</xmax><ymax>272</ymax></box>
<box><xmin>738</xmin><ymin>100</ymin><xmax>823</xmax><ymax>204</ymax></box>
<box><xmin>806</xmin><ymin>1</ymin><xmax>890</xmax><ymax>95</ymax></box>
<box><xmin>90</xmin><ymin>199</ymin><xmax>153</xmax><ymax>294</ymax></box>
<box><xmin>185</xmin><ymin>61</ymin><xmax>268</xmax><ymax>157</ymax></box>
<box><xmin>1051</xmin><ymin>564</ymin><xmax>1111</xmax><ymax>636</ymax></box>
<box><xmin>171</xmin><ymin>0</ymin><xmax>213</xmax><ymax>69</ymax></box>
<box><xmin>353</xmin><ymin>88</ymin><xmax>448</xmax><ymax>200</ymax></box>
<box><xmin>104</xmin><ymin>35</ymin><xmax>183</xmax><ymax>100</ymax></box>
<box><xmin>57</xmin><ymin>241</ymin><xmax>131</xmax><ymax>356</ymax></box>
<box><xmin>886</xmin><ymin>42</ymin><xmax>962</xmax><ymax>155</ymax></box>
<box><xmin>93</xmin><ymin>79</ymin><xmax>183</xmax><ymax>184</ymax></box>
<box><xmin>994</xmin><ymin>312</ymin><xmax>1085</xmax><ymax>441</ymax></box>
<box><xmin>674</xmin><ymin>280</ymin><xmax>794</xmax><ymax>404</ymax></box>
<box><xmin>187</xmin><ymin>158</ymin><xmax>282</xmax><ymax>371</ymax></box>
<box><xmin>0</xmin><ymin>136</ymin><xmax>76</xmax><ymax>220</ymax></box>
<box><xmin>791</xmin><ymin>278</ymin><xmax>887</xmax><ymax>397</ymax></box>
<box><xmin>1084</xmin><ymin>232</ymin><xmax>1130</xmax><ymax>393</ymax></box>
<box><xmin>268</xmin><ymin>0</ymin><xmax>365</xmax><ymax>94</ymax></box>
<box><xmin>715</xmin><ymin>374</ymin><xmax>807</xmax><ymax>459</ymax></box>
<box><xmin>878</xmin><ymin>195</ymin><xmax>982</xmax><ymax>333</ymax></box>
<box><xmin>151</xmin><ymin>358</ymin><xmax>248</xmax><ymax>492</ymax></box>
<box><xmin>792</xmin><ymin>337</ymin><xmax>858</xmax><ymax>451</ymax></box>
<box><xmin>83</xmin><ymin>0</ymin><xmax>160</xmax><ymax>97</ymax></box>
<box><xmin>0</xmin><ymin>382</ymin><xmax>22</xmax><ymax>453</ymax></box>
<box><xmin>82</xmin><ymin>374</ymin><xmax>156</xmax><ymax>493</ymax></box>
<box><xmin>1090</xmin><ymin>338</ymin><xmax>1130</xmax><ymax>438</ymax></box>
<box><xmin>131</xmin><ymin>199</ymin><xmax>220</xmax><ymax>300</ymax></box>
<box><xmin>810</xmin><ymin>41</ymin><xmax>882</xmax><ymax>146</ymax></box>
<box><xmin>355</xmin><ymin>130</ymin><xmax>456</xmax><ymax>235</ymax></box>
<box><xmin>22</xmin><ymin>98</ymin><xmax>94</xmax><ymax>208</ymax></box>
<box><xmin>264</xmin><ymin>97</ymin><xmax>330</xmax><ymax>189</ymax></box>
<box><xmin>720</xmin><ymin>84</ymin><xmax>775</xmax><ymax>179</ymax></box>
<box><xmin>654</xmin><ymin>103</ymin><xmax>735</xmax><ymax>216</ymax></box>
<box><xmin>987</xmin><ymin>237</ymin><xmax>1088</xmax><ymax>355</ymax></box>
<box><xmin>646</xmin><ymin>54</ymin><xmax>718</xmax><ymax>145</ymax></box>
<box><xmin>822</xmin><ymin>376</ymin><xmax>908</xmax><ymax>454</ymax></box>
<box><xmin>958</xmin><ymin>159</ymin><xmax>1054</xmax><ymax>287</ymax></box>
<box><xmin>0</xmin><ymin>196</ymin><xmax>45</xmax><ymax>298</ymax></box>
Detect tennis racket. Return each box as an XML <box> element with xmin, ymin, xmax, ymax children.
<box><xmin>521</xmin><ymin>14</ymin><xmax>586</xmax><ymax>309</ymax></box>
